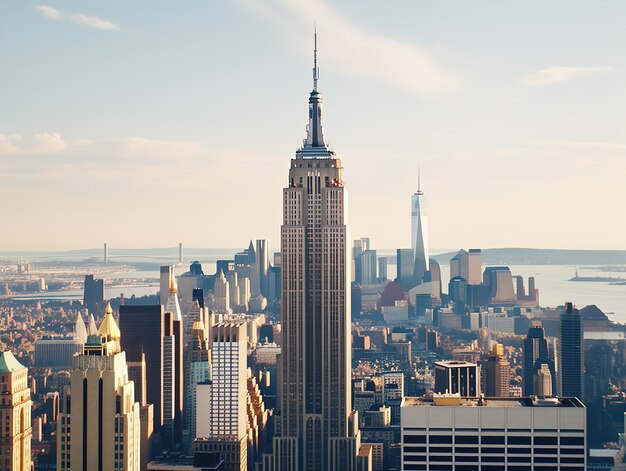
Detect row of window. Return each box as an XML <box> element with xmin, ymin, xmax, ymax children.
<box><xmin>404</xmin><ymin>447</ymin><xmax>585</xmax><ymax>456</ymax></box>
<box><xmin>404</xmin><ymin>465</ymin><xmax>584</xmax><ymax>471</ymax></box>
<box><xmin>405</xmin><ymin>435</ymin><xmax>584</xmax><ymax>446</ymax></box>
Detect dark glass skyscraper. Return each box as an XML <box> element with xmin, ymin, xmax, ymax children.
<box><xmin>83</xmin><ymin>274</ymin><xmax>104</xmax><ymax>315</ymax></box>
<box><xmin>119</xmin><ymin>304</ymin><xmax>184</xmax><ymax>450</ymax></box>
<box><xmin>523</xmin><ymin>326</ymin><xmax>556</xmax><ymax>396</ymax></box>
<box><xmin>558</xmin><ymin>302</ymin><xmax>584</xmax><ymax>400</ymax></box>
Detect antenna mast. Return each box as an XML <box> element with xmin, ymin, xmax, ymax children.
<box><xmin>313</xmin><ymin>26</ymin><xmax>319</xmax><ymax>90</ymax></box>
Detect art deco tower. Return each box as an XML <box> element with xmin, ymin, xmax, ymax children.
<box><xmin>272</xmin><ymin>33</ymin><xmax>361</xmax><ymax>471</ymax></box>
<box><xmin>57</xmin><ymin>303</ymin><xmax>141</xmax><ymax>471</ymax></box>
<box><xmin>0</xmin><ymin>350</ymin><xmax>32</xmax><ymax>471</ymax></box>
<box><xmin>411</xmin><ymin>170</ymin><xmax>429</xmax><ymax>285</ymax></box>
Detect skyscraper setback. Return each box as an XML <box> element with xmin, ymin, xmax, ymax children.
<box><xmin>270</xmin><ymin>34</ymin><xmax>362</xmax><ymax>470</ymax></box>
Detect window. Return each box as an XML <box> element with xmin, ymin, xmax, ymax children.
<box><xmin>508</xmin><ymin>436</ymin><xmax>531</xmax><ymax>445</ymax></box>
<box><xmin>404</xmin><ymin>435</ymin><xmax>426</xmax><ymax>444</ymax></box>
<box><xmin>482</xmin><ymin>436</ymin><xmax>505</xmax><ymax>444</ymax></box>
<box><xmin>534</xmin><ymin>436</ymin><xmax>557</xmax><ymax>445</ymax></box>
<box><xmin>456</xmin><ymin>435</ymin><xmax>479</xmax><ymax>444</ymax></box>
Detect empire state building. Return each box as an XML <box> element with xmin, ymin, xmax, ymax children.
<box><xmin>270</xmin><ymin>35</ymin><xmax>364</xmax><ymax>471</ymax></box>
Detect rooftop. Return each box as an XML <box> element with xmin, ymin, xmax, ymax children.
<box><xmin>0</xmin><ymin>350</ymin><xmax>25</xmax><ymax>373</ymax></box>
<box><xmin>435</xmin><ymin>360</ymin><xmax>478</xmax><ymax>367</ymax></box>
<box><xmin>403</xmin><ymin>396</ymin><xmax>585</xmax><ymax>408</ymax></box>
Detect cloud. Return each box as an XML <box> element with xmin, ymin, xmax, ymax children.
<box><xmin>69</xmin><ymin>13</ymin><xmax>119</xmax><ymax>31</ymax></box>
<box><xmin>35</xmin><ymin>5</ymin><xmax>118</xmax><ymax>30</ymax></box>
<box><xmin>0</xmin><ymin>133</ymin><xmax>67</xmax><ymax>155</ymax></box>
<box><xmin>0</xmin><ymin>134</ymin><xmax>204</xmax><ymax>159</ymax></box>
<box><xmin>35</xmin><ymin>5</ymin><xmax>62</xmax><ymax>20</ymax></box>
<box><xmin>238</xmin><ymin>0</ymin><xmax>460</xmax><ymax>98</ymax></box>
<box><xmin>121</xmin><ymin>137</ymin><xmax>203</xmax><ymax>154</ymax></box>
<box><xmin>520</xmin><ymin>66</ymin><xmax>613</xmax><ymax>87</ymax></box>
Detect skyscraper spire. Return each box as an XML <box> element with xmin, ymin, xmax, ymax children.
<box><xmin>74</xmin><ymin>310</ymin><xmax>87</xmax><ymax>343</ymax></box>
<box><xmin>299</xmin><ymin>28</ymin><xmax>330</xmax><ymax>157</ymax></box>
<box><xmin>412</xmin><ymin>171</ymin><xmax>429</xmax><ymax>285</ymax></box>
<box><xmin>313</xmin><ymin>25</ymin><xmax>319</xmax><ymax>91</ymax></box>
<box><xmin>417</xmin><ymin>167</ymin><xmax>423</xmax><ymax>195</ymax></box>
<box><xmin>166</xmin><ymin>276</ymin><xmax>183</xmax><ymax>322</ymax></box>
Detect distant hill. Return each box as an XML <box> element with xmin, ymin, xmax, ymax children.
<box><xmin>432</xmin><ymin>248</ymin><xmax>626</xmax><ymax>265</ymax></box>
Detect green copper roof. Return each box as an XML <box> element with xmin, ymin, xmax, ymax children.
<box><xmin>0</xmin><ymin>351</ymin><xmax>25</xmax><ymax>373</ymax></box>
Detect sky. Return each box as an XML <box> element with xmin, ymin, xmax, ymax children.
<box><xmin>1</xmin><ymin>0</ymin><xmax>625</xmax><ymax>252</ymax></box>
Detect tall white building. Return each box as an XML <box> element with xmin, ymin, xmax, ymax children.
<box><xmin>401</xmin><ymin>395</ymin><xmax>586</xmax><ymax>470</ymax></box>
<box><xmin>411</xmin><ymin>172</ymin><xmax>429</xmax><ymax>285</ymax></box>
<box><xmin>160</xmin><ymin>265</ymin><xmax>174</xmax><ymax>306</ymax></box>
<box><xmin>226</xmin><ymin>271</ymin><xmax>241</xmax><ymax>307</ymax></box>
<box><xmin>57</xmin><ymin>303</ymin><xmax>141</xmax><ymax>471</ymax></box>
<box><xmin>213</xmin><ymin>270</ymin><xmax>230</xmax><ymax>313</ymax></box>
<box><xmin>197</xmin><ymin>321</ymin><xmax>248</xmax><ymax>471</ymax></box>
<box><xmin>238</xmin><ymin>277</ymin><xmax>251</xmax><ymax>311</ymax></box>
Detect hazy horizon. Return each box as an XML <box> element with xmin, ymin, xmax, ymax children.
<box><xmin>2</xmin><ymin>1</ymin><xmax>625</xmax><ymax>251</ymax></box>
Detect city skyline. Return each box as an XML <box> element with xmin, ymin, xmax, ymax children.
<box><xmin>2</xmin><ymin>1</ymin><xmax>626</xmax><ymax>251</ymax></box>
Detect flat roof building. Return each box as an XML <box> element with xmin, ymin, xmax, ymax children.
<box><xmin>401</xmin><ymin>395</ymin><xmax>586</xmax><ymax>470</ymax></box>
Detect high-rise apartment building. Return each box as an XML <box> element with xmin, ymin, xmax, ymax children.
<box><xmin>559</xmin><ymin>302</ymin><xmax>584</xmax><ymax>400</ymax></box>
<box><xmin>523</xmin><ymin>326</ymin><xmax>556</xmax><ymax>396</ymax></box>
<box><xmin>411</xmin><ymin>174</ymin><xmax>429</xmax><ymax>286</ymax></box>
<box><xmin>0</xmin><ymin>350</ymin><xmax>32</xmax><ymax>471</ymax></box>
<box><xmin>485</xmin><ymin>343</ymin><xmax>510</xmax><ymax>397</ymax></box>
<box><xmin>197</xmin><ymin>321</ymin><xmax>248</xmax><ymax>471</ymax></box>
<box><xmin>57</xmin><ymin>303</ymin><xmax>141</xmax><ymax>471</ymax></box>
<box><xmin>270</xmin><ymin>34</ymin><xmax>363</xmax><ymax>471</ymax></box>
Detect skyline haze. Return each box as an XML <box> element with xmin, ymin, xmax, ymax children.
<box><xmin>1</xmin><ymin>0</ymin><xmax>625</xmax><ymax>251</ymax></box>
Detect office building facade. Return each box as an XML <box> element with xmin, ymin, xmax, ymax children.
<box><xmin>401</xmin><ymin>395</ymin><xmax>586</xmax><ymax>470</ymax></box>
